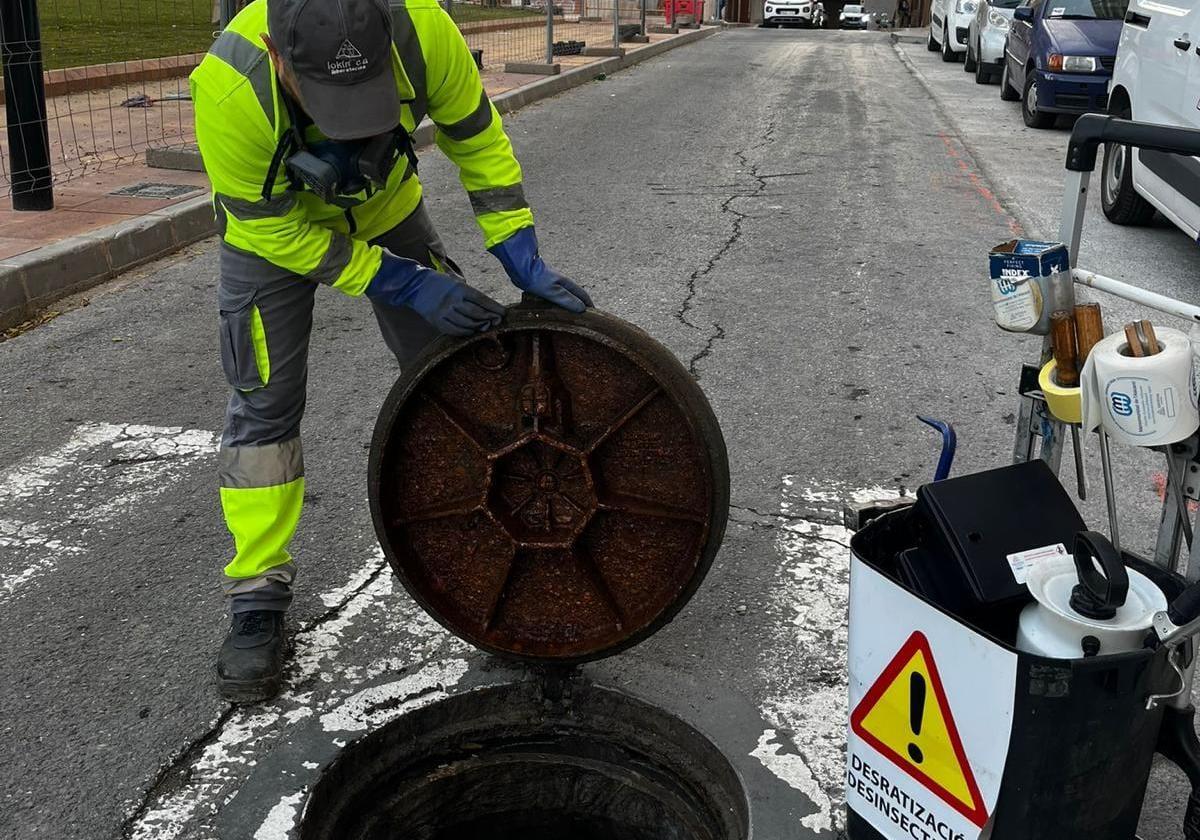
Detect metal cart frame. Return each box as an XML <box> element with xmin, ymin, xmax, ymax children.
<box><xmin>1011</xmin><ymin>115</ymin><xmax>1200</xmax><ymax>831</ymax></box>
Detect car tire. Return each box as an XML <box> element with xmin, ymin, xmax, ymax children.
<box><xmin>964</xmin><ymin>42</ymin><xmax>977</xmax><ymax>72</ymax></box>
<box><xmin>1101</xmin><ymin>107</ymin><xmax>1157</xmax><ymax>225</ymax></box>
<box><xmin>928</xmin><ymin>28</ymin><xmax>939</xmax><ymax>50</ymax></box>
<box><xmin>975</xmin><ymin>54</ymin><xmax>993</xmax><ymax>83</ymax></box>
<box><xmin>999</xmin><ymin>60</ymin><xmax>1020</xmax><ymax>100</ymax></box>
<box><xmin>941</xmin><ymin>26</ymin><xmax>958</xmax><ymax>61</ymax></box>
<box><xmin>1021</xmin><ymin>71</ymin><xmax>1055</xmax><ymax>128</ymax></box>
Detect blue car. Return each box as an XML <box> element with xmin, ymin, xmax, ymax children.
<box><xmin>999</xmin><ymin>0</ymin><xmax>1128</xmax><ymax>128</ymax></box>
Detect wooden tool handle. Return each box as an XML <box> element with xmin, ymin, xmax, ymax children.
<box><xmin>1051</xmin><ymin>309</ymin><xmax>1080</xmax><ymax>387</ymax></box>
<box><xmin>1140</xmin><ymin>319</ymin><xmax>1159</xmax><ymax>355</ymax></box>
<box><xmin>1124</xmin><ymin>323</ymin><xmax>1146</xmax><ymax>357</ymax></box>
<box><xmin>1074</xmin><ymin>302</ymin><xmax>1104</xmax><ymax>362</ymax></box>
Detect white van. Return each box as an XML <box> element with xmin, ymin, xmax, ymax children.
<box><xmin>1103</xmin><ymin>0</ymin><xmax>1200</xmax><ymax>239</ymax></box>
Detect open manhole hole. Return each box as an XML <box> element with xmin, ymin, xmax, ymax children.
<box><xmin>299</xmin><ymin>682</ymin><xmax>750</xmax><ymax>840</ymax></box>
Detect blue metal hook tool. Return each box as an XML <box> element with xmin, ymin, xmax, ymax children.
<box><xmin>917</xmin><ymin>416</ymin><xmax>957</xmax><ymax>481</ymax></box>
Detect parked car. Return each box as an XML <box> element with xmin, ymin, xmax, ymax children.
<box><xmin>928</xmin><ymin>0</ymin><xmax>979</xmax><ymax>61</ymax></box>
<box><xmin>840</xmin><ymin>4</ymin><xmax>871</xmax><ymax>27</ymax></box>
<box><xmin>965</xmin><ymin>0</ymin><xmax>1019</xmax><ymax>83</ymax></box>
<box><xmin>763</xmin><ymin>0</ymin><xmax>822</xmax><ymax>25</ymax></box>
<box><xmin>1102</xmin><ymin>0</ymin><xmax>1200</xmax><ymax>235</ymax></box>
<box><xmin>999</xmin><ymin>0</ymin><xmax>1127</xmax><ymax>128</ymax></box>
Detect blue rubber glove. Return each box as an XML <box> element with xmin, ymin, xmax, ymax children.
<box><xmin>365</xmin><ymin>251</ymin><xmax>504</xmax><ymax>337</ymax></box>
<box><xmin>488</xmin><ymin>227</ymin><xmax>593</xmax><ymax>313</ymax></box>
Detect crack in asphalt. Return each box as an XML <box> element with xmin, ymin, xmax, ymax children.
<box><xmin>118</xmin><ymin>706</ymin><xmax>237</xmax><ymax>839</ymax></box>
<box><xmin>677</xmin><ymin>126</ymin><xmax>773</xmax><ymax>378</ymax></box>
<box><xmin>119</xmin><ymin>555</ymin><xmax>391</xmax><ymax>838</ymax></box>
<box><xmin>727</xmin><ymin>503</ymin><xmax>851</xmax><ymax>550</ymax></box>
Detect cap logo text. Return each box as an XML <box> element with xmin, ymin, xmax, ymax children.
<box><xmin>328</xmin><ymin>39</ymin><xmax>368</xmax><ymax>75</ymax></box>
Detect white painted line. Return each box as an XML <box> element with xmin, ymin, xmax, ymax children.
<box><xmin>0</xmin><ymin>423</ymin><xmax>219</xmax><ymax>600</ymax></box>
<box><xmin>319</xmin><ymin>658</ymin><xmax>469</xmax><ymax>732</ymax></box>
<box><xmin>254</xmin><ymin>790</ymin><xmax>307</xmax><ymax>840</ymax></box>
<box><xmin>756</xmin><ymin>480</ymin><xmax>905</xmax><ymax>835</ymax></box>
<box><xmin>127</xmin><ymin>547</ymin><xmax>466</xmax><ymax>840</ymax></box>
<box><xmin>751</xmin><ymin>728</ymin><xmax>833</xmax><ymax>833</ymax></box>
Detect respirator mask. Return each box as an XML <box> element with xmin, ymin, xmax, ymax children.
<box><xmin>263</xmin><ymin>93</ymin><xmax>419</xmax><ymax>208</ymax></box>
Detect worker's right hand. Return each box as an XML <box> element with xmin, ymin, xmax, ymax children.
<box><xmin>365</xmin><ymin>251</ymin><xmax>504</xmax><ymax>337</ymax></box>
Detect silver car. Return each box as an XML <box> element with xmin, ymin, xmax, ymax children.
<box><xmin>964</xmin><ymin>0</ymin><xmax>1018</xmax><ymax>84</ymax></box>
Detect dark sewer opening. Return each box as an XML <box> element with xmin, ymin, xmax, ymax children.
<box><xmin>300</xmin><ymin>681</ymin><xmax>750</xmax><ymax>840</ymax></box>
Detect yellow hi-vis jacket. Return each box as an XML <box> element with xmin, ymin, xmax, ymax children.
<box><xmin>189</xmin><ymin>0</ymin><xmax>534</xmax><ymax>296</ymax></box>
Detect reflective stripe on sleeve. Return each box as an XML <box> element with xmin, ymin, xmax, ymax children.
<box><xmin>468</xmin><ymin>184</ymin><xmax>529</xmax><ymax>216</ymax></box>
<box><xmin>218</xmin><ymin>192</ymin><xmax>298</xmax><ymax>221</ymax></box>
<box><xmin>439</xmin><ymin>91</ymin><xmax>494</xmax><ymax>141</ymax></box>
<box><xmin>305</xmin><ymin>234</ymin><xmax>353</xmax><ymax>284</ymax></box>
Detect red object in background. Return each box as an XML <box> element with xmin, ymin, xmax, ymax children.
<box><xmin>664</xmin><ymin>0</ymin><xmax>701</xmax><ymax>21</ymax></box>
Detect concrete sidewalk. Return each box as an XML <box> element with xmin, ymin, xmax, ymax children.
<box><xmin>0</xmin><ymin>24</ymin><xmax>717</xmax><ymax>335</ymax></box>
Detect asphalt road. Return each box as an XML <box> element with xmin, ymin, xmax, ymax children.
<box><xmin>0</xmin><ymin>26</ymin><xmax>1194</xmax><ymax>840</ymax></box>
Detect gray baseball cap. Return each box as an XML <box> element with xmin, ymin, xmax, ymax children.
<box><xmin>268</xmin><ymin>0</ymin><xmax>401</xmax><ymax>140</ymax></box>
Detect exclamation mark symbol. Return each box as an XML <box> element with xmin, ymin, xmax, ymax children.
<box><xmin>907</xmin><ymin>671</ymin><xmax>926</xmax><ymax>765</ymax></box>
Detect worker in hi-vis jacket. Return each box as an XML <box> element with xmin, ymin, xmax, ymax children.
<box><xmin>190</xmin><ymin>0</ymin><xmax>591</xmax><ymax>702</ymax></box>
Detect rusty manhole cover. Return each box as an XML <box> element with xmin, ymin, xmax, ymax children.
<box><xmin>369</xmin><ymin>300</ymin><xmax>729</xmax><ymax>663</ymax></box>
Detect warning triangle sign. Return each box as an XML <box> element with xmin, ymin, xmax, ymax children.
<box><xmin>850</xmin><ymin>631</ymin><xmax>988</xmax><ymax>827</ymax></box>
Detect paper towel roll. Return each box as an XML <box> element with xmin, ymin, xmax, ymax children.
<box><xmin>1081</xmin><ymin>326</ymin><xmax>1200</xmax><ymax>446</ymax></box>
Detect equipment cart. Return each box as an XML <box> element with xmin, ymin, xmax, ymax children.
<box><xmin>846</xmin><ymin>116</ymin><xmax>1200</xmax><ymax>840</ymax></box>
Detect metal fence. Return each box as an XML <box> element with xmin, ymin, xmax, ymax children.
<box><xmin>0</xmin><ymin>0</ymin><xmax>684</xmax><ymax>204</ymax></box>
<box><xmin>449</xmin><ymin>0</ymin><xmax>669</xmax><ymax>71</ymax></box>
<box><xmin>0</xmin><ymin>0</ymin><xmax>209</xmax><ymax>204</ymax></box>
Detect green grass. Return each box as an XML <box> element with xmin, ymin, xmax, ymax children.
<box><xmin>37</xmin><ymin>0</ymin><xmax>214</xmax><ymax>70</ymax></box>
<box><xmin>26</xmin><ymin>0</ymin><xmax>540</xmax><ymax>72</ymax></box>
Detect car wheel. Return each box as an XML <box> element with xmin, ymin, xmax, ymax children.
<box><xmin>975</xmin><ymin>53</ymin><xmax>993</xmax><ymax>84</ymax></box>
<box><xmin>964</xmin><ymin>41</ymin><xmax>977</xmax><ymax>72</ymax></box>
<box><xmin>1101</xmin><ymin>107</ymin><xmax>1157</xmax><ymax>225</ymax></box>
<box><xmin>941</xmin><ymin>26</ymin><xmax>958</xmax><ymax>61</ymax></box>
<box><xmin>928</xmin><ymin>28</ymin><xmax>939</xmax><ymax>50</ymax></box>
<box><xmin>999</xmin><ymin>60</ymin><xmax>1020</xmax><ymax>100</ymax></box>
<box><xmin>1021</xmin><ymin>72</ymin><xmax>1055</xmax><ymax>128</ymax></box>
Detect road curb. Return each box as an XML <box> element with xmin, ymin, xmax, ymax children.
<box><xmin>0</xmin><ymin>26</ymin><xmax>718</xmax><ymax>333</ymax></box>
<box><xmin>890</xmin><ymin>38</ymin><xmax>1035</xmax><ymax>238</ymax></box>
<box><xmin>0</xmin><ymin>195</ymin><xmax>215</xmax><ymax>332</ymax></box>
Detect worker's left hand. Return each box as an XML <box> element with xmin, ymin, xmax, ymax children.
<box><xmin>488</xmin><ymin>227</ymin><xmax>593</xmax><ymax>313</ymax></box>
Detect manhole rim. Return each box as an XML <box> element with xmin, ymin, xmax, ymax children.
<box><xmin>367</xmin><ymin>302</ymin><xmax>731</xmax><ymax>665</ymax></box>
<box><xmin>298</xmin><ymin>678</ymin><xmax>751</xmax><ymax>840</ymax></box>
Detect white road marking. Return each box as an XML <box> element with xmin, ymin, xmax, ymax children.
<box><xmin>254</xmin><ymin>790</ymin><xmax>307</xmax><ymax>840</ymax></box>
<box><xmin>755</xmin><ymin>479</ymin><xmax>905</xmax><ymax>835</ymax></box>
<box><xmin>127</xmin><ymin>547</ymin><xmax>465</xmax><ymax>840</ymax></box>
<box><xmin>751</xmin><ymin>729</ymin><xmax>833</xmax><ymax>833</ymax></box>
<box><xmin>319</xmin><ymin>659</ymin><xmax>469</xmax><ymax>733</ymax></box>
<box><xmin>0</xmin><ymin>423</ymin><xmax>219</xmax><ymax>600</ymax></box>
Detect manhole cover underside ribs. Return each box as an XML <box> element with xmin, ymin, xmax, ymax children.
<box><xmin>369</xmin><ymin>305</ymin><xmax>730</xmax><ymax>663</ymax></box>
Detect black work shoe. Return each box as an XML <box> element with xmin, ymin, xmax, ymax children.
<box><xmin>216</xmin><ymin>610</ymin><xmax>286</xmax><ymax>703</ymax></box>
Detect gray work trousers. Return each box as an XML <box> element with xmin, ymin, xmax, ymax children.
<box><xmin>217</xmin><ymin>201</ymin><xmax>449</xmax><ymax>613</ymax></box>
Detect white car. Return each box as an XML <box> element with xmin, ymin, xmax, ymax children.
<box><xmin>928</xmin><ymin>0</ymin><xmax>979</xmax><ymax>61</ymax></box>
<box><xmin>763</xmin><ymin>0</ymin><xmax>821</xmax><ymax>25</ymax></box>
<box><xmin>840</xmin><ymin>3</ymin><xmax>870</xmax><ymax>27</ymax></box>
<box><xmin>1103</xmin><ymin>0</ymin><xmax>1200</xmax><ymax>239</ymax></box>
<box><xmin>964</xmin><ymin>0</ymin><xmax>1018</xmax><ymax>83</ymax></box>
